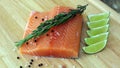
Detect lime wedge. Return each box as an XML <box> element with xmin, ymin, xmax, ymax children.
<box><xmin>84</xmin><ymin>32</ymin><xmax>109</xmax><ymax>45</ymax></box>
<box><xmin>87</xmin><ymin>24</ymin><xmax>109</xmax><ymax>36</ymax></box>
<box><xmin>83</xmin><ymin>40</ymin><xmax>107</xmax><ymax>54</ymax></box>
<box><xmin>87</xmin><ymin>18</ymin><xmax>109</xmax><ymax>29</ymax></box>
<box><xmin>88</xmin><ymin>12</ymin><xmax>110</xmax><ymax>22</ymax></box>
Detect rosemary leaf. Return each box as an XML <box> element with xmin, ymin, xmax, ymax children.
<box><xmin>15</xmin><ymin>4</ymin><xmax>88</xmax><ymax>47</ymax></box>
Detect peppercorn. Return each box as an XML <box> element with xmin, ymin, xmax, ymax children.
<box><xmin>26</xmin><ymin>42</ymin><xmax>29</xmax><ymax>45</ymax></box>
<box><xmin>30</xmin><ymin>62</ymin><xmax>32</xmax><ymax>65</ymax></box>
<box><xmin>51</xmin><ymin>30</ymin><xmax>54</xmax><ymax>32</ymax></box>
<box><xmin>35</xmin><ymin>16</ymin><xmax>38</xmax><ymax>19</ymax></box>
<box><xmin>46</xmin><ymin>34</ymin><xmax>49</xmax><ymax>36</ymax></box>
<box><xmin>28</xmin><ymin>65</ymin><xmax>31</xmax><ymax>67</ymax></box>
<box><xmin>17</xmin><ymin>56</ymin><xmax>20</xmax><ymax>59</ymax></box>
<box><xmin>34</xmin><ymin>40</ymin><xmax>37</xmax><ymax>42</ymax></box>
<box><xmin>42</xmin><ymin>18</ymin><xmax>44</xmax><ymax>21</ymax></box>
<box><xmin>38</xmin><ymin>63</ymin><xmax>43</xmax><ymax>67</ymax></box>
<box><xmin>31</xmin><ymin>59</ymin><xmax>34</xmax><ymax>62</ymax></box>
<box><xmin>20</xmin><ymin>66</ymin><xmax>22</xmax><ymax>68</ymax></box>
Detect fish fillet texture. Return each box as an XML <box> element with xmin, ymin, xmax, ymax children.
<box><xmin>20</xmin><ymin>6</ymin><xmax>83</xmax><ymax>58</ymax></box>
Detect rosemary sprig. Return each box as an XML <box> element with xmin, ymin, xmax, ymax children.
<box><xmin>16</xmin><ymin>4</ymin><xmax>88</xmax><ymax>47</ymax></box>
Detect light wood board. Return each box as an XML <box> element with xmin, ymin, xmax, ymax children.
<box><xmin>0</xmin><ymin>0</ymin><xmax>120</xmax><ymax>68</ymax></box>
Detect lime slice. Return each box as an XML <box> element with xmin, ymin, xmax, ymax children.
<box><xmin>87</xmin><ymin>24</ymin><xmax>109</xmax><ymax>36</ymax></box>
<box><xmin>87</xmin><ymin>18</ymin><xmax>109</xmax><ymax>29</ymax></box>
<box><xmin>88</xmin><ymin>12</ymin><xmax>110</xmax><ymax>22</ymax></box>
<box><xmin>84</xmin><ymin>32</ymin><xmax>109</xmax><ymax>45</ymax></box>
<box><xmin>83</xmin><ymin>40</ymin><xmax>107</xmax><ymax>54</ymax></box>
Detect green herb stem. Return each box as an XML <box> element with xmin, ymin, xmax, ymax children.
<box><xmin>16</xmin><ymin>4</ymin><xmax>88</xmax><ymax>47</ymax></box>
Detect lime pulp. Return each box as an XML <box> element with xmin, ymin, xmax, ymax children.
<box><xmin>83</xmin><ymin>40</ymin><xmax>107</xmax><ymax>54</ymax></box>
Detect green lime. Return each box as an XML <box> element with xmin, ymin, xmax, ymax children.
<box><xmin>88</xmin><ymin>12</ymin><xmax>110</xmax><ymax>22</ymax></box>
<box><xmin>87</xmin><ymin>18</ymin><xmax>109</xmax><ymax>29</ymax></box>
<box><xmin>87</xmin><ymin>24</ymin><xmax>109</xmax><ymax>36</ymax></box>
<box><xmin>82</xmin><ymin>40</ymin><xmax>107</xmax><ymax>54</ymax></box>
<box><xmin>84</xmin><ymin>32</ymin><xmax>109</xmax><ymax>45</ymax></box>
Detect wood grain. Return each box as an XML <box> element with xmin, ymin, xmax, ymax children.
<box><xmin>0</xmin><ymin>0</ymin><xmax>120</xmax><ymax>68</ymax></box>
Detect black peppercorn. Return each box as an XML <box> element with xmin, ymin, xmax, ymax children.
<box><xmin>30</xmin><ymin>62</ymin><xmax>32</xmax><ymax>65</ymax></box>
<box><xmin>20</xmin><ymin>66</ymin><xmax>22</xmax><ymax>68</ymax></box>
<box><xmin>17</xmin><ymin>56</ymin><xmax>20</xmax><ymax>59</ymax></box>
<box><xmin>51</xmin><ymin>30</ymin><xmax>54</xmax><ymax>32</ymax></box>
<box><xmin>42</xmin><ymin>18</ymin><xmax>44</xmax><ymax>21</ymax></box>
<box><xmin>34</xmin><ymin>39</ymin><xmax>37</xmax><ymax>42</ymax></box>
<box><xmin>31</xmin><ymin>59</ymin><xmax>34</xmax><ymax>62</ymax></box>
<box><xmin>28</xmin><ymin>65</ymin><xmax>31</xmax><ymax>67</ymax></box>
<box><xmin>35</xmin><ymin>16</ymin><xmax>38</xmax><ymax>19</ymax></box>
<box><xmin>38</xmin><ymin>63</ymin><xmax>43</xmax><ymax>67</ymax></box>
<box><xmin>46</xmin><ymin>34</ymin><xmax>49</xmax><ymax>36</ymax></box>
<box><xmin>26</xmin><ymin>42</ymin><xmax>29</xmax><ymax>45</ymax></box>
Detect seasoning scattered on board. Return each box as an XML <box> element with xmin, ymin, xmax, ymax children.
<box><xmin>16</xmin><ymin>56</ymin><xmax>44</xmax><ymax>67</ymax></box>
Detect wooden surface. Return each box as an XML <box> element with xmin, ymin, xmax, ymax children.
<box><xmin>0</xmin><ymin>0</ymin><xmax>120</xmax><ymax>68</ymax></box>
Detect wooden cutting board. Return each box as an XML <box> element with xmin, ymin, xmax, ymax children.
<box><xmin>0</xmin><ymin>0</ymin><xmax>120</xmax><ymax>68</ymax></box>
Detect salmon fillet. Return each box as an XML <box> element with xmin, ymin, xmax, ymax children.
<box><xmin>20</xmin><ymin>6</ymin><xmax>83</xmax><ymax>58</ymax></box>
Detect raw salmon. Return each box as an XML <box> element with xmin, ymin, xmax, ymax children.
<box><xmin>20</xmin><ymin>6</ymin><xmax>83</xmax><ymax>58</ymax></box>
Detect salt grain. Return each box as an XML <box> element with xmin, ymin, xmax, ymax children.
<box><xmin>24</xmin><ymin>64</ymin><xmax>28</xmax><ymax>67</ymax></box>
<box><xmin>58</xmin><ymin>64</ymin><xmax>62</xmax><ymax>68</ymax></box>
<box><xmin>60</xmin><ymin>58</ymin><xmax>65</xmax><ymax>60</ymax></box>
<box><xmin>12</xmin><ymin>48</ymin><xmax>16</xmax><ymax>52</ymax></box>
<box><xmin>76</xmin><ymin>32</ymin><xmax>79</xmax><ymax>37</ymax></box>
<box><xmin>44</xmin><ymin>16</ymin><xmax>48</xmax><ymax>21</ymax></box>
<box><xmin>45</xmin><ymin>64</ymin><xmax>48</xmax><ymax>66</ymax></box>
<box><xmin>72</xmin><ymin>65</ymin><xmax>76</xmax><ymax>68</ymax></box>
<box><xmin>56</xmin><ymin>31</ymin><xmax>60</xmax><ymax>36</ymax></box>
<box><xmin>29</xmin><ymin>42</ymin><xmax>33</xmax><ymax>45</ymax></box>
<box><xmin>35</xmin><ymin>56</ymin><xmax>38</xmax><ymax>60</ymax></box>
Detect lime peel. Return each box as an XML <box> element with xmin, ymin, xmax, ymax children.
<box><xmin>84</xmin><ymin>32</ymin><xmax>109</xmax><ymax>45</ymax></box>
<box><xmin>87</xmin><ymin>24</ymin><xmax>109</xmax><ymax>36</ymax></box>
<box><xmin>88</xmin><ymin>12</ymin><xmax>110</xmax><ymax>22</ymax></box>
<box><xmin>83</xmin><ymin>40</ymin><xmax>107</xmax><ymax>54</ymax></box>
<box><xmin>87</xmin><ymin>18</ymin><xmax>109</xmax><ymax>29</ymax></box>
<box><xmin>83</xmin><ymin>12</ymin><xmax>110</xmax><ymax>54</ymax></box>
